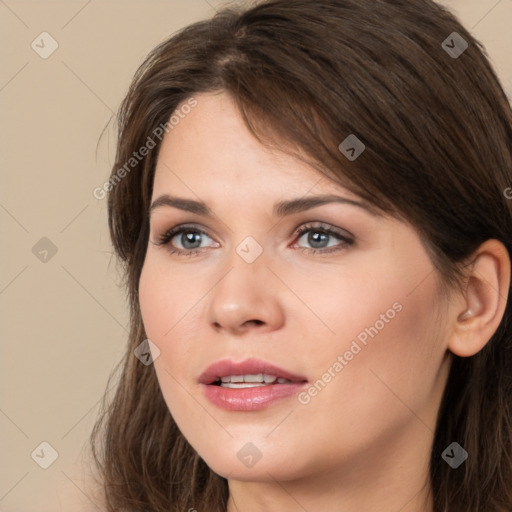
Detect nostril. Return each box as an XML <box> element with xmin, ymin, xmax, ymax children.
<box><xmin>245</xmin><ymin>319</ymin><xmax>264</xmax><ymax>327</ymax></box>
<box><xmin>212</xmin><ymin>319</ymin><xmax>265</xmax><ymax>331</ymax></box>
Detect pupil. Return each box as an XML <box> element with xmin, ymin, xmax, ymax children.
<box><xmin>309</xmin><ymin>231</ymin><xmax>328</xmax><ymax>248</ymax></box>
<box><xmin>183</xmin><ymin>232</ymin><xmax>201</xmax><ymax>249</ymax></box>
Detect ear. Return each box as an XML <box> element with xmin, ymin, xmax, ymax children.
<box><xmin>448</xmin><ymin>239</ymin><xmax>510</xmax><ymax>357</ymax></box>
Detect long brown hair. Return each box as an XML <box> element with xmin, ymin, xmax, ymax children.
<box><xmin>90</xmin><ymin>1</ymin><xmax>512</xmax><ymax>510</ymax></box>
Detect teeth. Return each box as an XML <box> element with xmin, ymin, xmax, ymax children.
<box><xmin>222</xmin><ymin>382</ymin><xmax>268</xmax><ymax>389</ymax></box>
<box><xmin>218</xmin><ymin>374</ymin><xmax>276</xmax><ymax>383</ymax></box>
<box><xmin>244</xmin><ymin>373</ymin><xmax>264</xmax><ymax>383</ymax></box>
<box><xmin>216</xmin><ymin>374</ymin><xmax>292</xmax><ymax>387</ymax></box>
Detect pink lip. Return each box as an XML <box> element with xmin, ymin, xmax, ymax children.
<box><xmin>199</xmin><ymin>358</ymin><xmax>308</xmax><ymax>411</ymax></box>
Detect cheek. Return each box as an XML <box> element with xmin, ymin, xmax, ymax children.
<box><xmin>290</xmin><ymin>275</ymin><xmax>445</xmax><ymax>469</ymax></box>
<box><xmin>289</xmin><ymin>258</ymin><xmax>436</xmax><ymax>359</ymax></box>
<box><xmin>138</xmin><ymin>256</ymin><xmax>199</xmax><ymax>353</ymax></box>
<box><xmin>139</xmin><ymin>261</ymin><xmax>203</xmax><ymax>427</ymax></box>
<box><xmin>138</xmin><ymin>256</ymin><xmax>207</xmax><ymax>395</ymax></box>
<box><xmin>307</xmin><ymin>269</ymin><xmax>444</xmax><ymax>423</ymax></box>
<box><xmin>139</xmin><ymin>264</ymin><xmax>166</xmax><ymax>346</ymax></box>
<box><xmin>300</xmin><ymin>250</ymin><xmax>445</xmax><ymax>405</ymax></box>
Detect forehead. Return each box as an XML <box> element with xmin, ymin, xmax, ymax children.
<box><xmin>153</xmin><ymin>91</ymin><xmax>359</xmax><ymax>203</ymax></box>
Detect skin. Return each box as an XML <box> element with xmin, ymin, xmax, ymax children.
<box><xmin>138</xmin><ymin>91</ymin><xmax>509</xmax><ymax>512</ymax></box>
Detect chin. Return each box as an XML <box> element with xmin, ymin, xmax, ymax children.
<box><xmin>199</xmin><ymin>445</ymin><xmax>307</xmax><ymax>483</ymax></box>
<box><xmin>210</xmin><ymin>462</ymin><xmax>293</xmax><ymax>482</ymax></box>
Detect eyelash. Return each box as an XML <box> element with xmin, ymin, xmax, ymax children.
<box><xmin>153</xmin><ymin>222</ymin><xmax>354</xmax><ymax>258</ymax></box>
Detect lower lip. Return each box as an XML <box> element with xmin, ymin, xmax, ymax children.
<box><xmin>203</xmin><ymin>382</ymin><xmax>308</xmax><ymax>411</ymax></box>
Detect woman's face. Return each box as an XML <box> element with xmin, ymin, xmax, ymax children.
<box><xmin>139</xmin><ymin>91</ymin><xmax>453</xmax><ymax>483</ymax></box>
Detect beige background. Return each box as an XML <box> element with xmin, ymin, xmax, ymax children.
<box><xmin>1</xmin><ymin>1</ymin><xmax>511</xmax><ymax>510</ymax></box>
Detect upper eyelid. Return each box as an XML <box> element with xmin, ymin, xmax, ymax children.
<box><xmin>296</xmin><ymin>223</ymin><xmax>353</xmax><ymax>237</ymax></box>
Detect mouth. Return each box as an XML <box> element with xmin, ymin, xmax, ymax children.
<box><xmin>212</xmin><ymin>374</ymin><xmax>297</xmax><ymax>388</ymax></box>
<box><xmin>199</xmin><ymin>357</ymin><xmax>307</xmax><ymax>386</ymax></box>
<box><xmin>199</xmin><ymin>358</ymin><xmax>308</xmax><ymax>411</ymax></box>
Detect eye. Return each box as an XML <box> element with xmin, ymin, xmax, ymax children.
<box><xmin>153</xmin><ymin>224</ymin><xmax>218</xmax><ymax>257</ymax></box>
<box><xmin>152</xmin><ymin>222</ymin><xmax>354</xmax><ymax>257</ymax></box>
<box><xmin>293</xmin><ymin>223</ymin><xmax>354</xmax><ymax>254</ymax></box>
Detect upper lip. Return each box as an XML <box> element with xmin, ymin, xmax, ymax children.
<box><xmin>199</xmin><ymin>358</ymin><xmax>308</xmax><ymax>385</ymax></box>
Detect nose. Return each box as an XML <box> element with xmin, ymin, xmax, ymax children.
<box><xmin>207</xmin><ymin>249</ymin><xmax>286</xmax><ymax>336</ymax></box>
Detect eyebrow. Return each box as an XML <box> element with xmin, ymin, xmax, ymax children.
<box><xmin>149</xmin><ymin>194</ymin><xmax>378</xmax><ymax>217</ymax></box>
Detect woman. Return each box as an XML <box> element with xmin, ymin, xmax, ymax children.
<box><xmin>90</xmin><ymin>0</ymin><xmax>512</xmax><ymax>510</ymax></box>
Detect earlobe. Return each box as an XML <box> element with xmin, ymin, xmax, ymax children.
<box><xmin>448</xmin><ymin>239</ymin><xmax>510</xmax><ymax>358</ymax></box>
